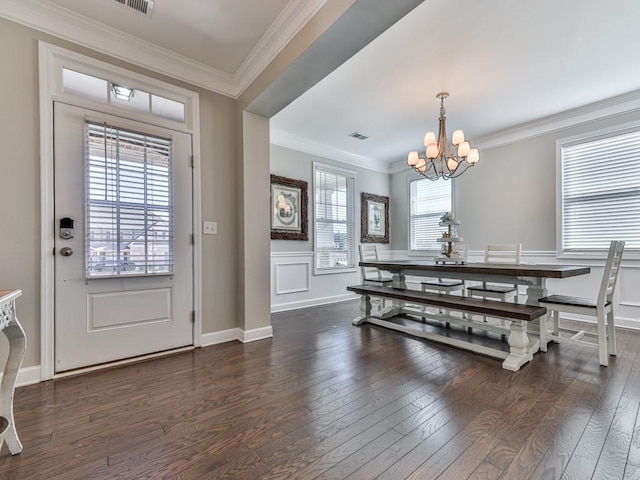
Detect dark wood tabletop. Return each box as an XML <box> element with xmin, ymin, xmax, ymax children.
<box><xmin>359</xmin><ymin>260</ymin><xmax>590</xmax><ymax>279</ymax></box>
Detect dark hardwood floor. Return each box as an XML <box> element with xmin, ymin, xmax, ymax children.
<box><xmin>2</xmin><ymin>300</ymin><xmax>640</xmax><ymax>479</ymax></box>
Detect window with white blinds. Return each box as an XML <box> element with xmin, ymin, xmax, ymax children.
<box><xmin>560</xmin><ymin>127</ymin><xmax>640</xmax><ymax>254</ymax></box>
<box><xmin>409</xmin><ymin>177</ymin><xmax>452</xmax><ymax>252</ymax></box>
<box><xmin>314</xmin><ymin>163</ymin><xmax>356</xmax><ymax>273</ymax></box>
<box><xmin>85</xmin><ymin>122</ymin><xmax>174</xmax><ymax>277</ymax></box>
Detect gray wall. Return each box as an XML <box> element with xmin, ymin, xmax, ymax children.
<box><xmin>270</xmin><ymin>144</ymin><xmax>389</xmax><ymax>310</ymax></box>
<box><xmin>391</xmin><ymin>110</ymin><xmax>640</xmax><ymax>252</ymax></box>
<box><xmin>271</xmin><ymin>145</ymin><xmax>390</xmax><ymax>252</ymax></box>
<box><xmin>0</xmin><ymin>18</ymin><xmax>239</xmax><ymax>368</ymax></box>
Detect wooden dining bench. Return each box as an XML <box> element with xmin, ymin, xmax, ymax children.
<box><xmin>347</xmin><ymin>284</ymin><xmax>547</xmax><ymax>371</ymax></box>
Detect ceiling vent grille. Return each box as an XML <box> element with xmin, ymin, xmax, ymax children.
<box><xmin>113</xmin><ymin>0</ymin><xmax>154</xmax><ymax>16</ymax></box>
<box><xmin>349</xmin><ymin>132</ymin><xmax>369</xmax><ymax>140</ymax></box>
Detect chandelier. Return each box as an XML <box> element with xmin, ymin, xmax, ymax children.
<box><xmin>407</xmin><ymin>92</ymin><xmax>479</xmax><ymax>180</ymax></box>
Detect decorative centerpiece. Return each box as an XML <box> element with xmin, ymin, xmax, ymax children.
<box><xmin>435</xmin><ymin>212</ymin><xmax>466</xmax><ymax>264</ymax></box>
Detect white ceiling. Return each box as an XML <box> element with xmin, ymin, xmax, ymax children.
<box><xmin>5</xmin><ymin>0</ymin><xmax>640</xmax><ymax>169</ymax></box>
<box><xmin>46</xmin><ymin>0</ymin><xmax>292</xmax><ymax>74</ymax></box>
<box><xmin>271</xmin><ymin>0</ymin><xmax>640</xmax><ymax>167</ymax></box>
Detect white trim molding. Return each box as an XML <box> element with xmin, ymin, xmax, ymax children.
<box><xmin>201</xmin><ymin>328</ymin><xmax>242</xmax><ymax>347</ymax></box>
<box><xmin>201</xmin><ymin>326</ymin><xmax>273</xmax><ymax>346</ymax></box>
<box><xmin>275</xmin><ymin>262</ymin><xmax>311</xmax><ymax>295</ymax></box>
<box><xmin>0</xmin><ymin>0</ymin><xmax>327</xmax><ymax>98</ymax></box>
<box><xmin>10</xmin><ymin>366</ymin><xmax>42</xmax><ymax>388</ymax></box>
<box><xmin>241</xmin><ymin>326</ymin><xmax>274</xmax><ymax>343</ymax></box>
<box><xmin>271</xmin><ymin>293</ymin><xmax>357</xmax><ymax>313</ymax></box>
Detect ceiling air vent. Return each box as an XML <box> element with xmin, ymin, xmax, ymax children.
<box><xmin>349</xmin><ymin>132</ymin><xmax>369</xmax><ymax>140</ymax></box>
<box><xmin>113</xmin><ymin>0</ymin><xmax>154</xmax><ymax>16</ymax></box>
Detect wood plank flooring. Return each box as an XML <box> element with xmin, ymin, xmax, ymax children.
<box><xmin>2</xmin><ymin>300</ymin><xmax>640</xmax><ymax>479</ymax></box>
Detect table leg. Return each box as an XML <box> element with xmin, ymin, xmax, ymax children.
<box><xmin>352</xmin><ymin>294</ymin><xmax>372</xmax><ymax>326</ymax></box>
<box><xmin>0</xmin><ymin>316</ymin><xmax>26</xmax><ymax>455</ymax></box>
<box><xmin>502</xmin><ymin>320</ymin><xmax>534</xmax><ymax>371</ymax></box>
<box><xmin>524</xmin><ymin>278</ymin><xmax>551</xmax><ymax>352</ymax></box>
<box><xmin>524</xmin><ymin>278</ymin><xmax>547</xmax><ymax>305</ymax></box>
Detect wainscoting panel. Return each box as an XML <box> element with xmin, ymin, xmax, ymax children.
<box><xmin>275</xmin><ymin>262</ymin><xmax>310</xmax><ymax>295</ymax></box>
<box><xmin>271</xmin><ymin>252</ymin><xmax>358</xmax><ymax>312</ymax></box>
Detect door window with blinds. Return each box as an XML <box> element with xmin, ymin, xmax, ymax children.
<box><xmin>313</xmin><ymin>163</ymin><xmax>356</xmax><ymax>274</ymax></box>
<box><xmin>85</xmin><ymin>121</ymin><xmax>174</xmax><ymax>277</ymax></box>
<box><xmin>409</xmin><ymin>177</ymin><xmax>452</xmax><ymax>253</ymax></box>
<box><xmin>559</xmin><ymin>125</ymin><xmax>640</xmax><ymax>255</ymax></box>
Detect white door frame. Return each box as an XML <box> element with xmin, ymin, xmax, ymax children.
<box><xmin>38</xmin><ymin>42</ymin><xmax>203</xmax><ymax>380</ymax></box>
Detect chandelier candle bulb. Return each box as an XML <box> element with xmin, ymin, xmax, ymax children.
<box><xmin>458</xmin><ymin>141</ymin><xmax>471</xmax><ymax>157</ymax></box>
<box><xmin>424</xmin><ymin>131</ymin><xmax>436</xmax><ymax>146</ymax></box>
<box><xmin>406</xmin><ymin>92</ymin><xmax>480</xmax><ymax>180</ymax></box>
<box><xmin>452</xmin><ymin>130</ymin><xmax>465</xmax><ymax>145</ymax></box>
<box><xmin>426</xmin><ymin>143</ymin><xmax>439</xmax><ymax>158</ymax></box>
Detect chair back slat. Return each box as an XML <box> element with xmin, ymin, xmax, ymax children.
<box><xmin>485</xmin><ymin>243</ymin><xmax>521</xmax><ymax>265</ymax></box>
<box><xmin>598</xmin><ymin>241</ymin><xmax>625</xmax><ymax>305</ymax></box>
<box><xmin>359</xmin><ymin>244</ymin><xmax>382</xmax><ymax>280</ymax></box>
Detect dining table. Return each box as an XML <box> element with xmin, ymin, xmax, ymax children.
<box><xmin>359</xmin><ymin>259</ymin><xmax>590</xmax><ymax>306</ymax></box>
<box><xmin>355</xmin><ymin>259</ymin><xmax>591</xmax><ymax>367</ymax></box>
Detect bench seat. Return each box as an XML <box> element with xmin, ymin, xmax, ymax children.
<box><xmin>347</xmin><ymin>284</ymin><xmax>547</xmax><ymax>371</ymax></box>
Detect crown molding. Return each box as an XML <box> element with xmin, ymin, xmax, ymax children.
<box><xmin>0</xmin><ymin>0</ymin><xmax>328</xmax><ymax>99</ymax></box>
<box><xmin>474</xmin><ymin>89</ymin><xmax>640</xmax><ymax>150</ymax></box>
<box><xmin>233</xmin><ymin>0</ymin><xmax>328</xmax><ymax>96</ymax></box>
<box><xmin>271</xmin><ymin>129</ymin><xmax>391</xmax><ymax>174</ymax></box>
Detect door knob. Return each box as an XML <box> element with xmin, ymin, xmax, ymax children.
<box><xmin>59</xmin><ymin>247</ymin><xmax>73</xmax><ymax>257</ymax></box>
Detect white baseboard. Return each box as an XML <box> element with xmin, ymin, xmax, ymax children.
<box><xmin>201</xmin><ymin>328</ymin><xmax>243</xmax><ymax>347</ymax></box>
<box><xmin>201</xmin><ymin>326</ymin><xmax>274</xmax><ymax>346</ymax></box>
<box><xmin>271</xmin><ymin>293</ymin><xmax>357</xmax><ymax>313</ymax></box>
<box><xmin>241</xmin><ymin>326</ymin><xmax>273</xmax><ymax>343</ymax></box>
<box><xmin>4</xmin><ymin>365</ymin><xmax>43</xmax><ymax>388</ymax></box>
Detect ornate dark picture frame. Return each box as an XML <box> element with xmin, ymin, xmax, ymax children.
<box><xmin>361</xmin><ymin>192</ymin><xmax>389</xmax><ymax>243</ymax></box>
<box><xmin>270</xmin><ymin>174</ymin><xmax>308</xmax><ymax>241</ymax></box>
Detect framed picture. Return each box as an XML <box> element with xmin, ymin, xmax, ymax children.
<box><xmin>270</xmin><ymin>174</ymin><xmax>308</xmax><ymax>240</ymax></box>
<box><xmin>361</xmin><ymin>192</ymin><xmax>389</xmax><ymax>243</ymax></box>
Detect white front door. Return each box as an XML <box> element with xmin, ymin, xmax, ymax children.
<box><xmin>54</xmin><ymin>102</ymin><xmax>194</xmax><ymax>372</ymax></box>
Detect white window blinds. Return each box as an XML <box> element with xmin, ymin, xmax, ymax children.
<box><xmin>410</xmin><ymin>178</ymin><xmax>452</xmax><ymax>252</ymax></box>
<box><xmin>85</xmin><ymin>122</ymin><xmax>174</xmax><ymax>277</ymax></box>
<box><xmin>314</xmin><ymin>164</ymin><xmax>356</xmax><ymax>272</ymax></box>
<box><xmin>561</xmin><ymin>129</ymin><xmax>640</xmax><ymax>253</ymax></box>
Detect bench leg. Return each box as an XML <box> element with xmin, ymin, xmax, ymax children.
<box><xmin>502</xmin><ymin>320</ymin><xmax>534</xmax><ymax>371</ymax></box>
<box><xmin>538</xmin><ymin>312</ymin><xmax>547</xmax><ymax>352</ymax></box>
<box><xmin>352</xmin><ymin>294</ymin><xmax>372</xmax><ymax>326</ymax></box>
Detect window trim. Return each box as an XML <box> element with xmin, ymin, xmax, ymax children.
<box><xmin>407</xmin><ymin>173</ymin><xmax>455</xmax><ymax>257</ymax></box>
<box><xmin>556</xmin><ymin>120</ymin><xmax>640</xmax><ymax>260</ymax></box>
<box><xmin>312</xmin><ymin>162</ymin><xmax>358</xmax><ymax>275</ymax></box>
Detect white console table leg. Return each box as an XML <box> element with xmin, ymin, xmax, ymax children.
<box><xmin>0</xmin><ymin>291</ymin><xmax>26</xmax><ymax>455</ymax></box>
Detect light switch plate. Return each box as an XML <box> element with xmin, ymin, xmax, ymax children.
<box><xmin>203</xmin><ymin>221</ymin><xmax>217</xmax><ymax>235</ymax></box>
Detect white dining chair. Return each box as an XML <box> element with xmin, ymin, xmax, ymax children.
<box><xmin>467</xmin><ymin>243</ymin><xmax>522</xmax><ymax>302</ymax></box>
<box><xmin>466</xmin><ymin>244</ymin><xmax>521</xmax><ymax>331</ymax></box>
<box><xmin>359</xmin><ymin>244</ymin><xmax>392</xmax><ymax>308</ymax></box>
<box><xmin>538</xmin><ymin>241</ymin><xmax>624</xmax><ymax>367</ymax></box>
<box><xmin>359</xmin><ymin>245</ymin><xmax>392</xmax><ymax>285</ymax></box>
